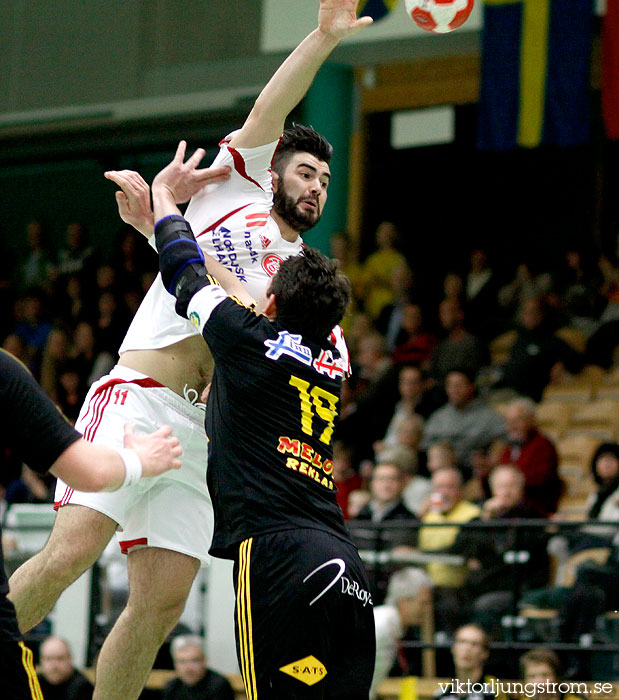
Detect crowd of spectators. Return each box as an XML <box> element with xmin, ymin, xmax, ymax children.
<box><xmin>2</xmin><ymin>216</ymin><xmax>619</xmax><ymax>684</ymax></box>
<box><xmin>327</xmin><ymin>222</ymin><xmax>619</xmax><ymax>680</ymax></box>
<box><xmin>0</xmin><ymin>218</ymin><xmax>157</xmax><ymax>505</ymax></box>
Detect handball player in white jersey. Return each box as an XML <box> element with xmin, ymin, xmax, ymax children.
<box><xmin>8</xmin><ymin>3</ymin><xmax>368</xmax><ymax>700</ymax></box>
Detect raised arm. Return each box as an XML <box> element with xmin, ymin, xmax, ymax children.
<box><xmin>151</xmin><ymin>141</ymin><xmax>255</xmax><ymax>308</ymax></box>
<box><xmin>104</xmin><ymin>165</ymin><xmax>230</xmax><ymax>239</ymax></box>
<box><xmin>228</xmin><ymin>0</ymin><xmax>372</xmax><ymax>149</ymax></box>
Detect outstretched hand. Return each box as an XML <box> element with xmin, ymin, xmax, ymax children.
<box><xmin>318</xmin><ymin>0</ymin><xmax>373</xmax><ymax>40</ymax></box>
<box><xmin>152</xmin><ymin>140</ymin><xmax>231</xmax><ymax>205</ymax></box>
<box><xmin>104</xmin><ymin>170</ymin><xmax>155</xmax><ymax>238</ymax></box>
<box><xmin>123</xmin><ymin>423</ymin><xmax>183</xmax><ymax>477</ymax></box>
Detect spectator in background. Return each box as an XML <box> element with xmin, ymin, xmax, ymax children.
<box><xmin>95</xmin><ymin>264</ymin><xmax>118</xmax><ymax>295</ymax></box>
<box><xmin>585</xmin><ymin>442</ymin><xmax>619</xmax><ymax>530</ymax></box>
<box><xmin>56</xmin><ymin>221</ymin><xmax>98</xmax><ymax>285</ymax></box>
<box><xmin>111</xmin><ymin>227</ymin><xmax>156</xmax><ymax>294</ymax></box>
<box><xmin>430</xmin><ymin>299</ymin><xmax>487</xmax><ymax>387</ymax></box>
<box><xmin>94</xmin><ymin>290</ymin><xmax>127</xmax><ymax>356</ymax></box>
<box><xmin>40</xmin><ymin>328</ymin><xmax>70</xmax><ymax>402</ymax></box>
<box><xmin>18</xmin><ymin>220</ymin><xmax>54</xmax><ymax>293</ymax></box>
<box><xmin>370</xmin><ymin>567</ymin><xmax>433</xmax><ymax>699</ymax></box>
<box><xmin>442</xmin><ymin>272</ymin><xmax>464</xmax><ymax>307</ymax></box>
<box><xmin>463</xmin><ymin>248</ymin><xmax>501</xmax><ymax>340</ymax></box>
<box><xmin>422</xmin><ymin>369</ymin><xmax>506</xmax><ymax>472</ymax></box>
<box><xmin>163</xmin><ymin>635</ymin><xmax>234</xmax><ymax>700</ymax></box>
<box><xmin>426</xmin><ymin>442</ymin><xmax>458</xmax><ymax>475</ymax></box>
<box><xmin>435</xmin><ymin>624</ymin><xmax>507</xmax><ymax>700</ymax></box>
<box><xmin>347</xmin><ymin>332</ymin><xmax>396</xmax><ymax>462</ymax></box>
<box><xmin>71</xmin><ymin>320</ymin><xmax>115</xmax><ymax>386</ymax></box>
<box><xmin>351</xmin><ymin>461</ymin><xmax>418</xmax><ymax>603</ymax></box>
<box><xmin>374</xmin><ymin>366</ymin><xmax>432</xmax><ymax>455</ymax></box>
<box><xmin>499</xmin><ymin>398</ymin><xmax>562</xmax><ymax>516</ymax></box>
<box><xmin>38</xmin><ymin>635</ymin><xmax>93</xmax><ymax>700</ymax></box>
<box><xmin>375</xmin><ymin>444</ymin><xmax>432</xmax><ymax>517</ymax></box>
<box><xmin>13</xmin><ymin>289</ymin><xmax>52</xmax><ymax>376</ymax></box>
<box><xmin>333</xmin><ymin>440</ymin><xmax>363</xmax><ymax>520</ymax></box>
<box><xmin>5</xmin><ymin>462</ymin><xmax>56</xmax><ymax>505</ymax></box>
<box><xmin>2</xmin><ymin>333</ymin><xmax>27</xmax><ymax>364</ymax></box>
<box><xmin>355</xmin><ymin>462</ymin><xmax>418</xmax><ymax>534</ymax></box>
<box><xmin>348</xmin><ymin>488</ymin><xmax>372</xmax><ymax>519</ymax></box>
<box><xmin>550</xmin><ymin>249</ymin><xmax>602</xmax><ymax>333</ymax></box>
<box><xmin>376</xmin><ymin>263</ymin><xmax>417</xmax><ymax>351</ymax></box>
<box><xmin>497</xmin><ymin>297</ymin><xmax>582</xmax><ymax>402</ymax></box>
<box><xmin>330</xmin><ymin>230</ymin><xmax>365</xmax><ymax>314</ymax></box>
<box><xmin>498</xmin><ymin>261</ymin><xmax>553</xmax><ymax>321</ymax></box>
<box><xmin>354</xmin><ymin>332</ymin><xmax>393</xmax><ymax>391</ymax></box>
<box><xmin>556</xmin><ymin>441</ymin><xmax>619</xmax><ymax>554</ymax></box>
<box><xmin>53</xmin><ymin>274</ymin><xmax>91</xmax><ymax>330</ymax></box>
<box><xmin>446</xmin><ymin>465</ymin><xmax>549</xmax><ymax>635</ymax></box>
<box><xmin>417</xmin><ymin>467</ymin><xmax>481</xmax><ymax>588</ymax></box>
<box><xmin>391</xmin><ymin>303</ymin><xmax>437</xmax><ymax>369</ymax></box>
<box><xmin>56</xmin><ymin>359</ymin><xmax>87</xmax><ymax>424</ymax></box>
<box><xmin>361</xmin><ymin>221</ymin><xmax>408</xmax><ymax>320</ymax></box>
<box><xmin>519</xmin><ymin>648</ymin><xmax>581</xmax><ymax>700</ymax></box>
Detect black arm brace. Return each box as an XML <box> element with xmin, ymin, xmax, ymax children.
<box><xmin>155</xmin><ymin>214</ymin><xmax>209</xmax><ymax>318</ymax></box>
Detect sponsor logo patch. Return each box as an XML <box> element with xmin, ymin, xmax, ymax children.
<box><xmin>279</xmin><ymin>655</ymin><xmax>327</xmax><ymax>686</ymax></box>
<box><xmin>189</xmin><ymin>311</ymin><xmax>201</xmax><ymax>329</ymax></box>
<box><xmin>264</xmin><ymin>331</ymin><xmax>313</xmax><ymax>366</ymax></box>
<box><xmin>261</xmin><ymin>253</ymin><xmax>283</xmax><ymax>276</ymax></box>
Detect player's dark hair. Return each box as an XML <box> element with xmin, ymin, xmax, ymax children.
<box><xmin>272</xmin><ymin>124</ymin><xmax>333</xmax><ymax>175</ymax></box>
<box><xmin>269</xmin><ymin>247</ymin><xmax>350</xmax><ymax>343</ymax></box>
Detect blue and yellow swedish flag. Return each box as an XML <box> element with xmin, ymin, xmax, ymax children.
<box><xmin>477</xmin><ymin>0</ymin><xmax>594</xmax><ymax>150</ymax></box>
<box><xmin>359</xmin><ymin>0</ymin><xmax>399</xmax><ymax>22</ymax></box>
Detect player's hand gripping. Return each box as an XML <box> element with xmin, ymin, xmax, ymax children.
<box><xmin>104</xmin><ymin>170</ymin><xmax>155</xmax><ymax>238</ymax></box>
<box><xmin>318</xmin><ymin>0</ymin><xmax>373</xmax><ymax>40</ymax></box>
<box><xmin>105</xmin><ymin>153</ymin><xmax>230</xmax><ymax>238</ymax></box>
<box><xmin>123</xmin><ymin>423</ymin><xmax>183</xmax><ymax>477</ymax></box>
<box><xmin>152</xmin><ymin>140</ymin><xmax>230</xmax><ymax>205</ymax></box>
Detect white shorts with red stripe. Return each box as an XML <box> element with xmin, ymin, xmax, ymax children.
<box><xmin>54</xmin><ymin>366</ymin><xmax>213</xmax><ymax>566</ymax></box>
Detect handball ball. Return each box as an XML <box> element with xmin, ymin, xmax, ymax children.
<box><xmin>404</xmin><ymin>0</ymin><xmax>475</xmax><ymax>34</ymax></box>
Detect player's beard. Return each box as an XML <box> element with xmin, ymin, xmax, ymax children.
<box><xmin>272</xmin><ymin>183</ymin><xmax>322</xmax><ymax>234</ymax></box>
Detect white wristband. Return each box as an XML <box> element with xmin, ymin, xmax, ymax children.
<box><xmin>118</xmin><ymin>448</ymin><xmax>143</xmax><ymax>489</ymax></box>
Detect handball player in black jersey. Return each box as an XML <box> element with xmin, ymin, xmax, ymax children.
<box><xmin>0</xmin><ymin>349</ymin><xmax>181</xmax><ymax>699</ymax></box>
<box><xmin>151</xmin><ymin>142</ymin><xmax>376</xmax><ymax>699</ymax></box>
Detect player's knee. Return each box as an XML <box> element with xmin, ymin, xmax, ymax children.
<box><xmin>41</xmin><ymin>512</ymin><xmax>114</xmax><ymax>581</ymax></box>
<box><xmin>125</xmin><ymin>587</ymin><xmax>187</xmax><ymax>635</ymax></box>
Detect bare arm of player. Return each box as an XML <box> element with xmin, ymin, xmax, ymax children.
<box><xmin>104</xmin><ymin>165</ymin><xmax>231</xmax><ymax>239</ymax></box>
<box><xmin>151</xmin><ymin>141</ymin><xmax>255</xmax><ymax>306</ymax></box>
<box><xmin>50</xmin><ymin>423</ymin><xmax>182</xmax><ymax>492</ymax></box>
<box><xmin>228</xmin><ymin>0</ymin><xmax>372</xmax><ymax>150</ymax></box>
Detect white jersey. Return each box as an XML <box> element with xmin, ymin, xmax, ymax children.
<box><xmin>119</xmin><ymin>131</ymin><xmax>350</xmax><ymax>373</ymax></box>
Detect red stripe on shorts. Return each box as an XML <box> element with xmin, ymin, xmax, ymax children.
<box><xmin>119</xmin><ymin>537</ymin><xmax>148</xmax><ymax>554</ymax></box>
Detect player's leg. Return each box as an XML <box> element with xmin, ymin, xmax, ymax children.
<box><xmin>8</xmin><ymin>504</ymin><xmax>118</xmax><ymax>633</ymax></box>
<box><xmin>92</xmin><ymin>545</ymin><xmax>200</xmax><ymax>700</ymax></box>
<box><xmin>233</xmin><ymin>531</ymin><xmax>375</xmax><ymax>699</ymax></box>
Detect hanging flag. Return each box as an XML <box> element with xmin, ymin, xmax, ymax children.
<box><xmin>477</xmin><ymin>0</ymin><xmax>594</xmax><ymax>150</ymax></box>
<box><xmin>359</xmin><ymin>0</ymin><xmax>399</xmax><ymax>22</ymax></box>
<box><xmin>603</xmin><ymin>0</ymin><xmax>619</xmax><ymax>140</ymax></box>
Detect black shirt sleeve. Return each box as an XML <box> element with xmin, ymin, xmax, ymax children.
<box><xmin>0</xmin><ymin>349</ymin><xmax>81</xmax><ymax>474</ymax></box>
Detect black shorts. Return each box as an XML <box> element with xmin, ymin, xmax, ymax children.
<box><xmin>232</xmin><ymin>529</ymin><xmax>376</xmax><ymax>700</ymax></box>
<box><xmin>0</xmin><ymin>640</ymin><xmax>44</xmax><ymax>700</ymax></box>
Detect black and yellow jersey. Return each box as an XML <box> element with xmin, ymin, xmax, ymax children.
<box><xmin>189</xmin><ymin>288</ymin><xmax>351</xmax><ymax>559</ymax></box>
<box><xmin>0</xmin><ymin>349</ymin><xmax>80</xmax><ymax>640</ymax></box>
